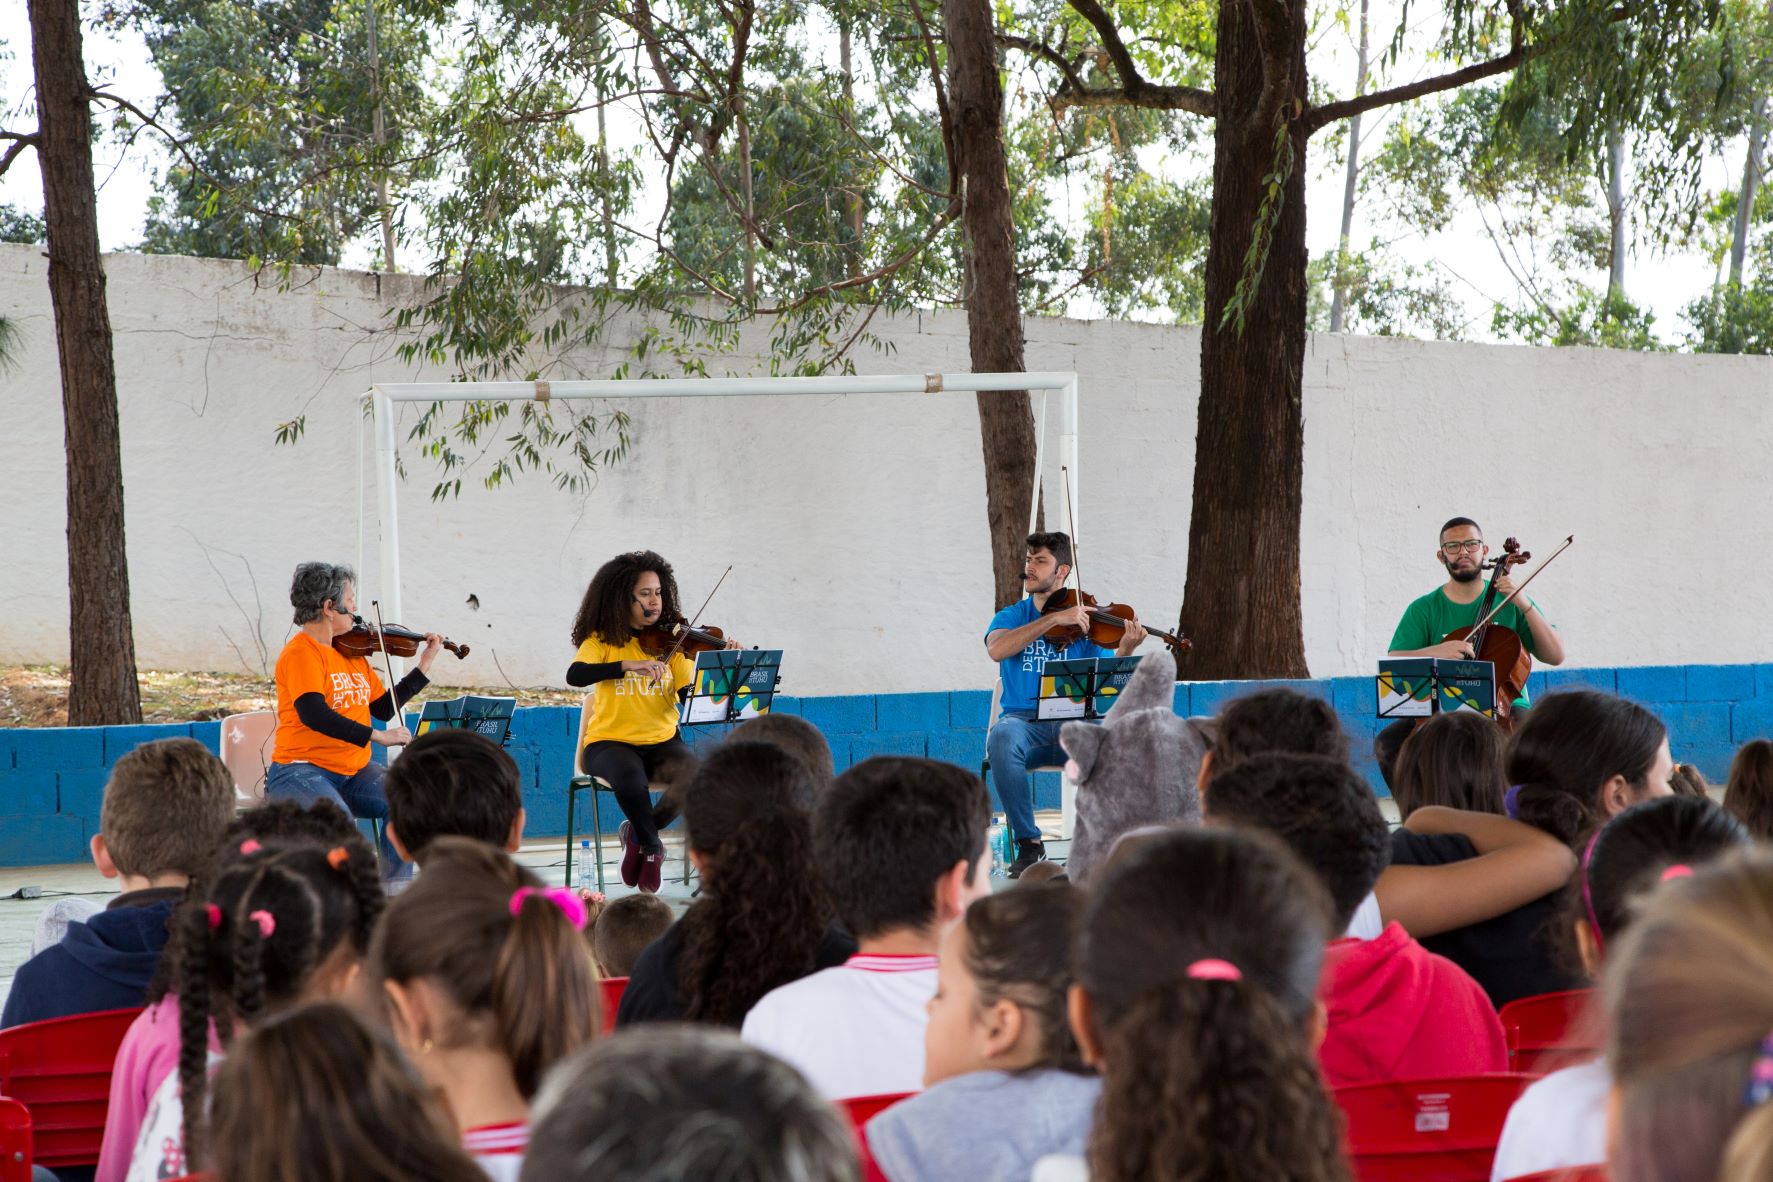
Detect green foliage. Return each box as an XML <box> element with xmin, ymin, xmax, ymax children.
<box><xmin>1492</xmin><ymin>288</ymin><xmax>1664</xmax><ymax>350</ymax></box>
<box><xmin>1308</xmin><ymin>246</ymin><xmax>1469</xmax><ymax>339</ymax></box>
<box><xmin>0</xmin><ymin>203</ymin><xmax>46</xmax><ymax>244</ymax></box>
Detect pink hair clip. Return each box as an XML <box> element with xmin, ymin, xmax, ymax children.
<box><xmin>1661</xmin><ymin>864</ymin><xmax>1694</xmax><ymax>882</ymax></box>
<box><xmin>509</xmin><ymin>886</ymin><xmax>589</xmax><ymax>931</ymax></box>
<box><xmin>204</xmin><ymin>903</ymin><xmax>223</xmax><ymax>930</ymax></box>
<box><xmin>239</xmin><ymin>840</ymin><xmax>262</xmax><ymax>855</ymax></box>
<box><xmin>1186</xmin><ymin>958</ymin><xmax>1243</xmax><ymax>982</ymax></box>
<box><xmin>248</xmin><ymin>909</ymin><xmax>276</xmax><ymax>938</ymax></box>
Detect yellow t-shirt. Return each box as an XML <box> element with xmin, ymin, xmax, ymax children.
<box><xmin>574</xmin><ymin>635</ymin><xmax>696</xmax><ymax>748</ymax></box>
<box><xmin>272</xmin><ymin>632</ymin><xmax>386</xmax><ymax>775</ymax></box>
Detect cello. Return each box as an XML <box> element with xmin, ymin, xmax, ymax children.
<box><xmin>1443</xmin><ymin>535</ymin><xmax>1573</xmax><ymax>729</ymax></box>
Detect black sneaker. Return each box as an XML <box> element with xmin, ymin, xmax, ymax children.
<box><xmin>1007</xmin><ymin>839</ymin><xmax>1048</xmax><ymax>880</ymax></box>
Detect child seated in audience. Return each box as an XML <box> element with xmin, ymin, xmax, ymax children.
<box><xmin>1489</xmin><ymin>794</ymin><xmax>1747</xmax><ymax>1182</ymax></box>
<box><xmin>1032</xmin><ymin>827</ymin><xmax>1349</xmax><ymax>1182</ymax></box>
<box><xmin>591</xmin><ymin>893</ymin><xmax>674</xmax><ymax>978</ymax></box>
<box><xmin>207</xmin><ymin>1002</ymin><xmax>488</xmax><ymax>1182</ymax></box>
<box><xmin>1390</xmin><ymin>710</ymin><xmax>1507</xmax><ymax>817</ymax></box>
<box><xmin>1206</xmin><ymin>688</ymin><xmax>1569</xmax><ymax>949</ymax></box>
<box><xmin>520</xmin><ymin>1027</ymin><xmax>856</xmax><ymax>1182</ymax></box>
<box><xmin>1205</xmin><ymin>752</ymin><xmax>1507</xmax><ymax>1087</ymax></box>
<box><xmin>866</xmin><ymin>884</ymin><xmax>1098</xmax><ymax>1182</ymax></box>
<box><xmin>115</xmin><ymin>827</ymin><xmax>385</xmax><ymax>1182</ymax></box>
<box><xmin>727</xmin><ymin>712</ymin><xmax>837</xmax><ymax>784</ymax></box>
<box><xmin>1509</xmin><ymin>690</ymin><xmax>1675</xmax><ymax>842</ymax></box>
<box><xmin>620</xmin><ymin>742</ymin><xmax>851</xmax><ymax>1025</ymax></box>
<box><xmin>95</xmin><ymin>799</ymin><xmax>372</xmax><ymax>1182</ymax></box>
<box><xmin>741</xmin><ymin>755</ymin><xmax>991</xmax><ymax>1098</ymax></box>
<box><xmin>373</xmin><ymin>837</ymin><xmax>600</xmax><ymax>1179</ymax></box>
<box><xmin>3</xmin><ymin>738</ymin><xmax>234</xmax><ymax>1028</ymax></box>
<box><xmin>383</xmin><ymin>728</ymin><xmax>525</xmax><ymax>865</ymax></box>
<box><xmin>1603</xmin><ymin>846</ymin><xmax>1773</xmax><ymax>1182</ymax></box>
<box><xmin>1724</xmin><ymin>737</ymin><xmax>1773</xmax><ymax>839</ymax></box>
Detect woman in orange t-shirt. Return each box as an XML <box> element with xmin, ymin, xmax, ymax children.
<box><xmin>267</xmin><ymin>561</ymin><xmax>441</xmax><ymax>881</ymax></box>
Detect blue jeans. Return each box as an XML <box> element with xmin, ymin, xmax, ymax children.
<box><xmin>265</xmin><ymin>760</ymin><xmax>411</xmax><ymax>882</ymax></box>
<box><xmin>986</xmin><ymin>713</ymin><xmax>1068</xmax><ymax>843</ymax></box>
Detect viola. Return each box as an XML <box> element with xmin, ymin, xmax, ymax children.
<box><xmin>1041</xmin><ymin>588</ymin><xmax>1193</xmax><ymax>655</ymax></box>
<box><xmin>634</xmin><ymin>614</ymin><xmax>732</xmax><ymax>658</ymax></box>
<box><xmin>334</xmin><ymin>616</ymin><xmax>470</xmax><ymax>661</ymax></box>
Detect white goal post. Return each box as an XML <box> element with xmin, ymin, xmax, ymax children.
<box><xmin>366</xmin><ymin>371</ymin><xmax>1081</xmax><ymax>626</ymax></box>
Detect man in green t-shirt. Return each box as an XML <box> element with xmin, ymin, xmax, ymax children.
<box><xmin>1388</xmin><ymin>517</ymin><xmax>1566</xmax><ymax>666</ymax></box>
<box><xmin>1376</xmin><ymin>517</ymin><xmax>1567</xmax><ymax>784</ymax></box>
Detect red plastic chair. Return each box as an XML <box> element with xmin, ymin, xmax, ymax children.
<box><xmin>840</xmin><ymin>1092</ymin><xmax>914</xmax><ymax>1182</ymax></box>
<box><xmin>1498</xmin><ymin>989</ymin><xmax>1600</xmax><ymax>1075</ymax></box>
<box><xmin>1501</xmin><ymin>1168</ymin><xmax>1609</xmax><ymax>1182</ymax></box>
<box><xmin>1337</xmin><ymin>1073</ymin><xmax>1539</xmax><ymax>1182</ymax></box>
<box><xmin>0</xmin><ymin>1097</ymin><xmax>30</xmax><ymax>1182</ymax></box>
<box><xmin>0</xmin><ymin>1006</ymin><xmax>143</xmax><ymax>1169</ymax></box>
<box><xmin>598</xmin><ymin>976</ymin><xmax>629</xmax><ymax>1033</ymax></box>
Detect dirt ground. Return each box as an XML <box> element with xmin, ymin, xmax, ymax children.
<box><xmin>0</xmin><ymin>664</ymin><xmax>582</xmax><ymax>728</ymax></box>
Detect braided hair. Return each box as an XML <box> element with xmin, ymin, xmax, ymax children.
<box><xmin>171</xmin><ymin>830</ymin><xmax>383</xmax><ymax>1168</ymax></box>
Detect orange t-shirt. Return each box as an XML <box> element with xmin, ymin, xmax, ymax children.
<box><xmin>272</xmin><ymin>632</ymin><xmax>386</xmax><ymax>775</ymax></box>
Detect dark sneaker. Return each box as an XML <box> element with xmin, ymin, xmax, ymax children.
<box><xmin>1007</xmin><ymin>839</ymin><xmax>1048</xmax><ymax>880</ymax></box>
<box><xmin>638</xmin><ymin>851</ymin><xmax>665</xmax><ymax>894</ymax></box>
<box><xmin>619</xmin><ymin>821</ymin><xmax>642</xmax><ymax>888</ymax></box>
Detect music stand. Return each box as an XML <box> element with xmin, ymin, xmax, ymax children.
<box><xmin>1375</xmin><ymin>658</ymin><xmax>1497</xmax><ymax>720</ymax></box>
<box><xmin>414</xmin><ymin>694</ymin><xmax>517</xmax><ymax>746</ymax></box>
<box><xmin>679</xmin><ymin>649</ymin><xmax>783</xmax><ymax>726</ymax></box>
<box><xmin>1037</xmin><ymin>655</ymin><xmax>1144</xmax><ymax>722</ymax></box>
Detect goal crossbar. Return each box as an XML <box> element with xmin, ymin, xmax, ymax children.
<box><xmin>365</xmin><ymin>371</ymin><xmax>1080</xmax><ymax>625</ymax></box>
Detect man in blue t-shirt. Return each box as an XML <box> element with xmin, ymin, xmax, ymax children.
<box><xmin>984</xmin><ymin>531</ymin><xmax>1146</xmax><ymax>877</ymax></box>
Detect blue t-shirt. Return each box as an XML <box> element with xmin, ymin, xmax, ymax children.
<box><xmin>987</xmin><ymin>597</ymin><xmax>1111</xmax><ymax>715</ymax></box>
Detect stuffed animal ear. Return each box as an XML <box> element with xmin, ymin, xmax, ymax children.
<box><xmin>1062</xmin><ymin>721</ymin><xmax>1106</xmax><ymax>782</ymax></box>
<box><xmin>1107</xmin><ymin>653</ymin><xmax>1177</xmax><ymax>716</ymax></box>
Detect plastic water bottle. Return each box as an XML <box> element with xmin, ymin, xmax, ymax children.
<box><xmin>988</xmin><ymin>816</ymin><xmax>1008</xmax><ymax>878</ymax></box>
<box><xmin>576</xmin><ymin>840</ymin><xmax>593</xmax><ymax>892</ymax></box>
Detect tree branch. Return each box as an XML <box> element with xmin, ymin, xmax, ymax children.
<box><xmin>1060</xmin><ymin>0</ymin><xmax>1215</xmax><ymax>116</ymax></box>
<box><xmin>1303</xmin><ymin>15</ymin><xmax>1526</xmax><ymax>134</ymax></box>
<box><xmin>0</xmin><ymin>130</ymin><xmax>39</xmax><ymax>179</ymax></box>
<box><xmin>903</xmin><ymin>0</ymin><xmax>960</xmax><ymax>177</ymax></box>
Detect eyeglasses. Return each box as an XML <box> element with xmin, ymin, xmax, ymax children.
<box><xmin>1440</xmin><ymin>540</ymin><xmax>1484</xmax><ymax>555</ymax></box>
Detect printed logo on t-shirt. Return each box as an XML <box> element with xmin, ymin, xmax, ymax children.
<box><xmin>328</xmin><ymin>670</ymin><xmax>373</xmax><ymax>711</ymax></box>
<box><xmin>1021</xmin><ymin>637</ymin><xmax>1061</xmax><ymax>675</ymax></box>
<box><xmin>614</xmin><ymin>671</ymin><xmax>673</xmax><ymax>698</ymax></box>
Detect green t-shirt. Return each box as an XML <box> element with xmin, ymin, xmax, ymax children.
<box><xmin>1389</xmin><ymin>581</ymin><xmax>1545</xmax><ymax>657</ymax></box>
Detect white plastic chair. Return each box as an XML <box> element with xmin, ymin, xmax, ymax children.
<box><xmin>220</xmin><ymin>710</ymin><xmax>277</xmax><ymax>807</ymax></box>
<box><xmin>981</xmin><ymin>678</ymin><xmax>1076</xmax><ymax>840</ymax></box>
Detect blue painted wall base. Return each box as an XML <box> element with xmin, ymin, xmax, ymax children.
<box><xmin>1</xmin><ymin>663</ymin><xmax>1769</xmax><ymax>867</ymax></box>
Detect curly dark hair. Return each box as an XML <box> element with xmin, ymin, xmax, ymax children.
<box><xmin>1213</xmin><ymin>688</ymin><xmax>1348</xmax><ymax>772</ymax></box>
<box><xmin>172</xmin><ymin>831</ymin><xmax>384</xmax><ymax>1168</ymax></box>
<box><xmin>1079</xmin><ymin>827</ymin><xmax>1347</xmax><ymax>1182</ymax></box>
<box><xmin>675</xmin><ymin>742</ymin><xmax>833</xmax><ymax>1027</ymax></box>
<box><xmin>571</xmin><ymin>551</ymin><xmax>682</xmax><ymax>647</ymax></box>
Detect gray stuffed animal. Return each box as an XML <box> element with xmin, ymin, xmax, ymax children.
<box><xmin>1060</xmin><ymin>654</ymin><xmax>1212</xmax><ymax>884</ymax></box>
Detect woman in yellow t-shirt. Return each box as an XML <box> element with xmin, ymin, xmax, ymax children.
<box><xmin>567</xmin><ymin>551</ymin><xmax>737</xmax><ymax>893</ymax></box>
<box><xmin>268</xmin><ymin>561</ymin><xmax>441</xmax><ymax>882</ymax></box>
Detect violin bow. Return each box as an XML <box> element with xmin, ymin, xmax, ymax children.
<box><xmin>369</xmin><ymin>600</ymin><xmax>403</xmax><ymax>735</ymax></box>
<box><xmin>1465</xmin><ymin>535</ymin><xmax>1575</xmax><ymax>635</ymax></box>
<box><xmin>1060</xmin><ymin>465</ymin><xmax>1083</xmax><ymax>597</ymax></box>
<box><xmin>658</xmin><ymin>564</ymin><xmax>733</xmax><ymax>674</ymax></box>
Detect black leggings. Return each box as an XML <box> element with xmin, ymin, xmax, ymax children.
<box><xmin>581</xmin><ymin>734</ymin><xmax>695</xmax><ymax>854</ymax></box>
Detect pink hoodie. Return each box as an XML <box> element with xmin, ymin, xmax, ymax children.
<box><xmin>96</xmin><ymin>996</ymin><xmax>222</xmax><ymax>1182</ymax></box>
<box><xmin>1318</xmin><ymin>921</ymin><xmax>1507</xmax><ymax>1089</ymax></box>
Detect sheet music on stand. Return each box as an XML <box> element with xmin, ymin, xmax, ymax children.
<box><xmin>679</xmin><ymin>649</ymin><xmax>784</xmax><ymax>726</ymax></box>
<box><xmin>412</xmin><ymin>694</ymin><xmax>518</xmax><ymax>746</ymax></box>
<box><xmin>1374</xmin><ymin>658</ymin><xmax>1497</xmax><ymax>720</ymax></box>
<box><xmin>1037</xmin><ymin>656</ymin><xmax>1144</xmax><ymax>721</ymax></box>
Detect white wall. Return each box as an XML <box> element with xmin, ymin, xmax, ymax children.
<box><xmin>3</xmin><ymin>244</ymin><xmax>1770</xmax><ymax>695</ymax></box>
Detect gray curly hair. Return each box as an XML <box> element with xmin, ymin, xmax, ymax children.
<box><xmin>290</xmin><ymin>562</ymin><xmax>355</xmax><ymax>625</ymax></box>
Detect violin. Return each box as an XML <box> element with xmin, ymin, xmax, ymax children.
<box><xmin>634</xmin><ymin>614</ymin><xmax>732</xmax><ymax>658</ymax></box>
<box><xmin>1042</xmin><ymin>588</ymin><xmax>1193</xmax><ymax>655</ymax></box>
<box><xmin>334</xmin><ymin>616</ymin><xmax>470</xmax><ymax>661</ymax></box>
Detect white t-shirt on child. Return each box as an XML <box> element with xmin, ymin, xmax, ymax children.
<box><xmin>125</xmin><ymin>1050</ymin><xmax>223</xmax><ymax>1182</ymax></box>
<box><xmin>464</xmin><ymin>1121</ymin><xmax>528</xmax><ymax>1182</ymax></box>
<box><xmin>740</xmin><ymin>952</ymin><xmax>937</xmax><ymax>1100</ymax></box>
<box><xmin>1489</xmin><ymin>1057</ymin><xmax>1611</xmax><ymax>1182</ymax></box>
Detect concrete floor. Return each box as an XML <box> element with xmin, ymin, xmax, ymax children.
<box><xmin>0</xmin><ymin>810</ymin><xmax>1074</xmax><ymax>1006</ymax></box>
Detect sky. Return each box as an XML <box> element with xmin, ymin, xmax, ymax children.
<box><xmin>0</xmin><ymin>5</ymin><xmax>1744</xmax><ymax>347</ymax></box>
